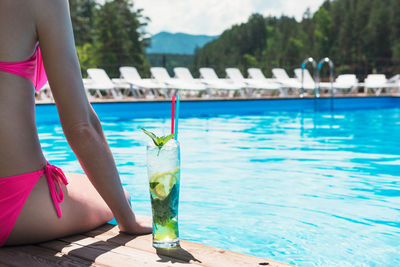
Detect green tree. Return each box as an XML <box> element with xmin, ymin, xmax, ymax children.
<box><xmin>76</xmin><ymin>43</ymin><xmax>100</xmax><ymax>74</ymax></box>
<box><xmin>313</xmin><ymin>6</ymin><xmax>333</xmax><ymax>58</ymax></box>
<box><xmin>361</xmin><ymin>0</ymin><xmax>391</xmax><ymax>73</ymax></box>
<box><xmin>193</xmin><ymin>13</ymin><xmax>268</xmax><ymax>76</ymax></box>
<box><xmin>92</xmin><ymin>0</ymin><xmax>149</xmax><ymax>76</ymax></box>
<box><xmin>194</xmin><ymin>0</ymin><xmax>400</xmax><ymax>78</ymax></box>
<box><xmin>390</xmin><ymin>0</ymin><xmax>400</xmax><ymax>72</ymax></box>
<box><xmin>69</xmin><ymin>0</ymin><xmax>97</xmax><ymax>46</ymax></box>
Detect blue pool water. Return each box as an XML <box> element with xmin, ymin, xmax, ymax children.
<box><xmin>36</xmin><ymin>98</ymin><xmax>400</xmax><ymax>266</ymax></box>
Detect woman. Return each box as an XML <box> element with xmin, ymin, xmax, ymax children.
<box><xmin>0</xmin><ymin>0</ymin><xmax>151</xmax><ymax>246</ymax></box>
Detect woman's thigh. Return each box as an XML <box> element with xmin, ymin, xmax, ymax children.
<box><xmin>6</xmin><ymin>172</ymin><xmax>114</xmax><ymax>246</ymax></box>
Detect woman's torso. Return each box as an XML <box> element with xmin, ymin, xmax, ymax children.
<box><xmin>0</xmin><ymin>1</ymin><xmax>46</xmax><ymax>177</ymax></box>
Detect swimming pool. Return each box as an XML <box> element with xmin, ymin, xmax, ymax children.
<box><xmin>36</xmin><ymin>97</ymin><xmax>400</xmax><ymax>266</ymax></box>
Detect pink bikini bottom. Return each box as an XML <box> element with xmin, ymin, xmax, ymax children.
<box><xmin>0</xmin><ymin>162</ymin><xmax>68</xmax><ymax>246</ymax></box>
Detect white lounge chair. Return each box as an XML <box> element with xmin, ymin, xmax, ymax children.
<box><xmin>272</xmin><ymin>68</ymin><xmax>302</xmax><ymax>89</ymax></box>
<box><xmin>199</xmin><ymin>68</ymin><xmax>243</xmax><ymax>97</ymax></box>
<box><xmin>35</xmin><ymin>82</ymin><xmax>53</xmax><ymax>102</ymax></box>
<box><xmin>173</xmin><ymin>67</ymin><xmax>209</xmax><ymax>97</ymax></box>
<box><xmin>248</xmin><ymin>68</ymin><xmax>286</xmax><ymax>96</ymax></box>
<box><xmin>151</xmin><ymin>67</ymin><xmax>207</xmax><ymax>97</ymax></box>
<box><xmin>387</xmin><ymin>74</ymin><xmax>400</xmax><ymax>84</ymax></box>
<box><xmin>363</xmin><ymin>74</ymin><xmax>394</xmax><ymax>95</ymax></box>
<box><xmin>319</xmin><ymin>74</ymin><xmax>359</xmax><ymax>95</ymax></box>
<box><xmin>119</xmin><ymin>66</ymin><xmax>166</xmax><ymax>98</ymax></box>
<box><xmin>387</xmin><ymin>74</ymin><xmax>400</xmax><ymax>94</ymax></box>
<box><xmin>294</xmin><ymin>68</ymin><xmax>317</xmax><ymax>96</ymax></box>
<box><xmin>82</xmin><ymin>78</ymin><xmax>96</xmax><ymax>100</ymax></box>
<box><xmin>388</xmin><ymin>74</ymin><xmax>400</xmax><ymax>84</ymax></box>
<box><xmin>335</xmin><ymin>74</ymin><xmax>359</xmax><ymax>92</ymax></box>
<box><xmin>226</xmin><ymin>68</ymin><xmax>280</xmax><ymax>97</ymax></box>
<box><xmin>86</xmin><ymin>68</ymin><xmax>123</xmax><ymax>99</ymax></box>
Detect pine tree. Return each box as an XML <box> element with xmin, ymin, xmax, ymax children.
<box><xmin>390</xmin><ymin>0</ymin><xmax>400</xmax><ymax>73</ymax></box>
<box><xmin>69</xmin><ymin>0</ymin><xmax>97</xmax><ymax>46</ymax></box>
<box><xmin>313</xmin><ymin>7</ymin><xmax>333</xmax><ymax>58</ymax></box>
<box><xmin>94</xmin><ymin>0</ymin><xmax>149</xmax><ymax>76</ymax></box>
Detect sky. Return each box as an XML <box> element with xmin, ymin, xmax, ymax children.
<box><xmin>133</xmin><ymin>0</ymin><xmax>325</xmax><ymax>36</ymax></box>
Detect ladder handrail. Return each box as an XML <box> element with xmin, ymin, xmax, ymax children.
<box><xmin>317</xmin><ymin>57</ymin><xmax>335</xmax><ymax>99</ymax></box>
<box><xmin>300</xmin><ymin>57</ymin><xmax>318</xmax><ymax>98</ymax></box>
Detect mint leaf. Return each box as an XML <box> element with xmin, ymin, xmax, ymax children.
<box><xmin>151</xmin><ymin>184</ymin><xmax>178</xmax><ymax>226</ymax></box>
<box><xmin>156</xmin><ymin>136</ymin><xmax>163</xmax><ymax>146</ymax></box>
<box><xmin>142</xmin><ymin>129</ymin><xmax>176</xmax><ymax>153</ymax></box>
<box><xmin>161</xmin><ymin>133</ymin><xmax>175</xmax><ymax>146</ymax></box>
<box><xmin>141</xmin><ymin>128</ymin><xmax>159</xmax><ymax>147</ymax></box>
<box><xmin>150</xmin><ymin>182</ymin><xmax>159</xmax><ymax>189</ymax></box>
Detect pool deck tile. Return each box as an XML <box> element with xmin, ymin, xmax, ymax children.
<box><xmin>0</xmin><ymin>224</ymin><xmax>293</xmax><ymax>267</ymax></box>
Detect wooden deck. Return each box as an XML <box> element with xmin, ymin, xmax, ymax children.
<box><xmin>0</xmin><ymin>224</ymin><xmax>293</xmax><ymax>267</ymax></box>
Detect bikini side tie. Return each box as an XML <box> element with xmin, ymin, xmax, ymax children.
<box><xmin>44</xmin><ymin>162</ymin><xmax>69</xmax><ymax>218</ymax></box>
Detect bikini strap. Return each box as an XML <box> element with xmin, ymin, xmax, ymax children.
<box><xmin>44</xmin><ymin>162</ymin><xmax>69</xmax><ymax>218</ymax></box>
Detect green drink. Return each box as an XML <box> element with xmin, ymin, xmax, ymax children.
<box><xmin>144</xmin><ymin>129</ymin><xmax>180</xmax><ymax>248</ymax></box>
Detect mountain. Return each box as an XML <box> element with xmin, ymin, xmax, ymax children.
<box><xmin>147</xmin><ymin>31</ymin><xmax>219</xmax><ymax>55</ymax></box>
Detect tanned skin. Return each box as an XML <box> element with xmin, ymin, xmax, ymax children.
<box><xmin>0</xmin><ymin>0</ymin><xmax>151</xmax><ymax>245</ymax></box>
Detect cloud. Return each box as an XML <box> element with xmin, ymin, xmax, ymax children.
<box><xmin>133</xmin><ymin>0</ymin><xmax>325</xmax><ymax>35</ymax></box>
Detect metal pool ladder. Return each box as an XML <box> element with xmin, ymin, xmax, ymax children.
<box><xmin>300</xmin><ymin>57</ymin><xmax>318</xmax><ymax>98</ymax></box>
<box><xmin>317</xmin><ymin>57</ymin><xmax>335</xmax><ymax>99</ymax></box>
<box><xmin>317</xmin><ymin>57</ymin><xmax>335</xmax><ymax>110</ymax></box>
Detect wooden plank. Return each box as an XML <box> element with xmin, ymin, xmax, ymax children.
<box><xmin>83</xmin><ymin>224</ymin><xmax>293</xmax><ymax>267</ymax></box>
<box><xmin>40</xmin><ymin>236</ymin><xmax>202</xmax><ymax>267</ymax></box>
<box><xmin>0</xmin><ymin>245</ymin><xmax>96</xmax><ymax>267</ymax></box>
<box><xmin>1</xmin><ymin>224</ymin><xmax>293</xmax><ymax>267</ymax></box>
<box><xmin>62</xmin><ymin>234</ymin><xmax>204</xmax><ymax>267</ymax></box>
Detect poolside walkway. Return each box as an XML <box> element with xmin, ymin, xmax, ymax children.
<box><xmin>34</xmin><ymin>92</ymin><xmax>400</xmax><ymax>105</ymax></box>
<box><xmin>0</xmin><ymin>224</ymin><xmax>292</xmax><ymax>267</ymax></box>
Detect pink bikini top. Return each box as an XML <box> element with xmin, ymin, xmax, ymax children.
<box><xmin>0</xmin><ymin>45</ymin><xmax>47</xmax><ymax>92</ymax></box>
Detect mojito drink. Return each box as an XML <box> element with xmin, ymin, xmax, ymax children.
<box><xmin>147</xmin><ymin>139</ymin><xmax>180</xmax><ymax>248</ymax></box>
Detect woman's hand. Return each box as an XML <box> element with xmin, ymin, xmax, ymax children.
<box><xmin>118</xmin><ymin>214</ymin><xmax>153</xmax><ymax>235</ymax></box>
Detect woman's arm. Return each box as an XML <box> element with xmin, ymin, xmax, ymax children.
<box><xmin>32</xmin><ymin>0</ymin><xmax>150</xmax><ymax>234</ymax></box>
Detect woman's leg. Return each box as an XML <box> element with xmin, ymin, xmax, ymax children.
<box><xmin>5</xmin><ymin>172</ymin><xmax>116</xmax><ymax>246</ymax></box>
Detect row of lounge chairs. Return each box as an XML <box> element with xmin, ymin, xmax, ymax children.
<box><xmin>36</xmin><ymin>67</ymin><xmax>400</xmax><ymax>100</ymax></box>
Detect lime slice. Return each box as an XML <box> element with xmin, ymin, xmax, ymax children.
<box><xmin>150</xmin><ymin>169</ymin><xmax>178</xmax><ymax>200</ymax></box>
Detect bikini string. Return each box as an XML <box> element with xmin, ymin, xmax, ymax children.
<box><xmin>44</xmin><ymin>162</ymin><xmax>69</xmax><ymax>218</ymax></box>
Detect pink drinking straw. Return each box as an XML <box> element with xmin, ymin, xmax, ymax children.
<box><xmin>171</xmin><ymin>95</ymin><xmax>176</xmax><ymax>138</ymax></box>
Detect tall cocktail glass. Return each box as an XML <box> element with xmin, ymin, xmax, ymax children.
<box><xmin>147</xmin><ymin>139</ymin><xmax>180</xmax><ymax>248</ymax></box>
